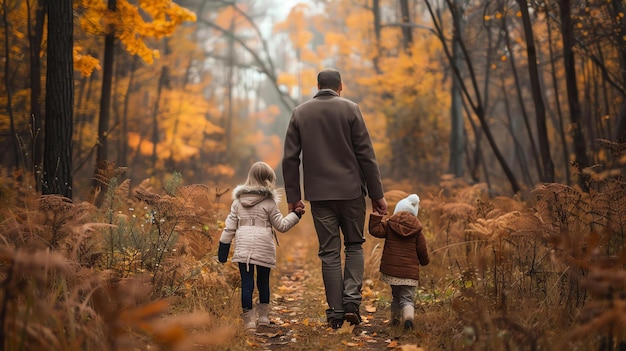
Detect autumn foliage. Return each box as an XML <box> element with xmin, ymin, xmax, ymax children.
<box><xmin>0</xmin><ymin>0</ymin><xmax>626</xmax><ymax>349</ymax></box>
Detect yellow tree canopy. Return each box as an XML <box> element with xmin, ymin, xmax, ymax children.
<box><xmin>76</xmin><ymin>0</ymin><xmax>196</xmax><ymax>69</ymax></box>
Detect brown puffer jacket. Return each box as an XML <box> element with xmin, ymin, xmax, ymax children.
<box><xmin>368</xmin><ymin>212</ymin><xmax>430</xmax><ymax>281</ymax></box>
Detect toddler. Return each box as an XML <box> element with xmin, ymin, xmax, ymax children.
<box><xmin>368</xmin><ymin>194</ymin><xmax>429</xmax><ymax>330</ymax></box>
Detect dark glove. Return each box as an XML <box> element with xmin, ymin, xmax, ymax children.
<box><xmin>217</xmin><ymin>241</ymin><xmax>231</xmax><ymax>263</ymax></box>
<box><xmin>293</xmin><ymin>207</ymin><xmax>305</xmax><ymax>218</ymax></box>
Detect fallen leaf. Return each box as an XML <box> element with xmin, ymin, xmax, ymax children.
<box><xmin>255</xmin><ymin>332</ymin><xmax>280</xmax><ymax>338</ymax></box>
<box><xmin>341</xmin><ymin>340</ymin><xmax>362</xmax><ymax>347</ymax></box>
<box><xmin>365</xmin><ymin>305</ymin><xmax>377</xmax><ymax>313</ymax></box>
<box><xmin>398</xmin><ymin>345</ymin><xmax>426</xmax><ymax>351</ymax></box>
<box><xmin>337</xmin><ymin>321</ymin><xmax>355</xmax><ymax>334</ymax></box>
<box><xmin>387</xmin><ymin>340</ymin><xmax>399</xmax><ymax>348</ymax></box>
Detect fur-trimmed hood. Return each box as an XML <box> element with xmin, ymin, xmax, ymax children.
<box><xmin>232</xmin><ymin>185</ymin><xmax>281</xmax><ymax>207</ymax></box>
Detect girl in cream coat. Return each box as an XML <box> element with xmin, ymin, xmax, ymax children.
<box><xmin>218</xmin><ymin>162</ymin><xmax>304</xmax><ymax>332</ymax></box>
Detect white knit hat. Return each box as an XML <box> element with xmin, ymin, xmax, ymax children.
<box><xmin>393</xmin><ymin>194</ymin><xmax>420</xmax><ymax>217</ymax></box>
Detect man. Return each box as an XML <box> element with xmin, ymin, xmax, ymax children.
<box><xmin>282</xmin><ymin>68</ymin><xmax>388</xmax><ymax>329</ymax></box>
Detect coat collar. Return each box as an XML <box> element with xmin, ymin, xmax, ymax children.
<box><xmin>314</xmin><ymin>89</ymin><xmax>339</xmax><ymax>98</ymax></box>
<box><xmin>232</xmin><ymin>185</ymin><xmax>281</xmax><ymax>204</ymax></box>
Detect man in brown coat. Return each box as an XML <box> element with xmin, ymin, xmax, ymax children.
<box><xmin>282</xmin><ymin>68</ymin><xmax>388</xmax><ymax>329</ymax></box>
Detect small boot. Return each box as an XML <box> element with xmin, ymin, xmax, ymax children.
<box><xmin>242</xmin><ymin>308</ymin><xmax>256</xmax><ymax>332</ymax></box>
<box><xmin>257</xmin><ymin>303</ymin><xmax>270</xmax><ymax>326</ymax></box>
<box><xmin>401</xmin><ymin>304</ymin><xmax>415</xmax><ymax>330</ymax></box>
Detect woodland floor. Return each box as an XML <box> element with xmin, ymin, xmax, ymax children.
<box><xmin>224</xmin><ymin>213</ymin><xmax>429</xmax><ymax>351</ymax></box>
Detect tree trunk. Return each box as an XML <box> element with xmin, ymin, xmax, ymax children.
<box><xmin>3</xmin><ymin>0</ymin><xmax>19</xmax><ymax>171</ymax></box>
<box><xmin>610</xmin><ymin>0</ymin><xmax>626</xmax><ymax>142</ymax></box>
<box><xmin>27</xmin><ymin>0</ymin><xmax>46</xmax><ymax>188</ymax></box>
<box><xmin>502</xmin><ymin>74</ymin><xmax>533</xmax><ymax>187</ymax></box>
<box><xmin>517</xmin><ymin>0</ymin><xmax>554</xmax><ymax>183</ymax></box>
<box><xmin>546</xmin><ymin>10</ymin><xmax>571</xmax><ymax>184</ymax></box>
<box><xmin>92</xmin><ymin>0</ymin><xmax>116</xmax><ymax>204</ymax></box>
<box><xmin>447</xmin><ymin>0</ymin><xmax>464</xmax><ymax>177</ymax></box>
<box><xmin>560</xmin><ymin>0</ymin><xmax>589</xmax><ymax>189</ymax></box>
<box><xmin>43</xmin><ymin>0</ymin><xmax>73</xmax><ymax>198</ymax></box>
<box><xmin>151</xmin><ymin>65</ymin><xmax>169</xmax><ymax>173</ymax></box>
<box><xmin>502</xmin><ymin>14</ymin><xmax>542</xmax><ymax>182</ymax></box>
<box><xmin>118</xmin><ymin>57</ymin><xmax>139</xmax><ymax>168</ymax></box>
<box><xmin>399</xmin><ymin>0</ymin><xmax>412</xmax><ymax>50</ymax></box>
<box><xmin>224</xmin><ymin>14</ymin><xmax>236</xmax><ymax>156</ymax></box>
<box><xmin>372</xmin><ymin>0</ymin><xmax>382</xmax><ymax>72</ymax></box>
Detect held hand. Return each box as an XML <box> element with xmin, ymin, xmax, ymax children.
<box><xmin>372</xmin><ymin>197</ymin><xmax>388</xmax><ymax>215</ymax></box>
<box><xmin>292</xmin><ymin>205</ymin><xmax>306</xmax><ymax>218</ymax></box>
<box><xmin>288</xmin><ymin>200</ymin><xmax>305</xmax><ymax>213</ymax></box>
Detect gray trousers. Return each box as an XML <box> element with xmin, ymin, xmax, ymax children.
<box><xmin>310</xmin><ymin>195</ymin><xmax>366</xmax><ymax>320</ymax></box>
<box><xmin>390</xmin><ymin>285</ymin><xmax>416</xmax><ymax>319</ymax></box>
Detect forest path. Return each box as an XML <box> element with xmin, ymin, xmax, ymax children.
<box><xmin>242</xmin><ymin>213</ymin><xmax>426</xmax><ymax>351</ymax></box>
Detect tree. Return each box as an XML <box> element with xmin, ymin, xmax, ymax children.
<box><xmin>80</xmin><ymin>0</ymin><xmax>195</xmax><ymax>202</ymax></box>
<box><xmin>27</xmin><ymin>0</ymin><xmax>46</xmax><ymax>188</ymax></box>
<box><xmin>426</xmin><ymin>0</ymin><xmax>521</xmax><ymax>194</ymax></box>
<box><xmin>448</xmin><ymin>0</ymin><xmax>465</xmax><ymax>178</ymax></box>
<box><xmin>3</xmin><ymin>0</ymin><xmax>19</xmax><ymax>171</ymax></box>
<box><xmin>559</xmin><ymin>0</ymin><xmax>589</xmax><ymax>189</ymax></box>
<box><xmin>516</xmin><ymin>0</ymin><xmax>554</xmax><ymax>183</ymax></box>
<box><xmin>43</xmin><ymin>0</ymin><xmax>73</xmax><ymax>198</ymax></box>
<box><xmin>92</xmin><ymin>0</ymin><xmax>116</xmax><ymax>203</ymax></box>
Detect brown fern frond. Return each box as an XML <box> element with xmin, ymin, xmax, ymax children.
<box><xmin>532</xmin><ymin>183</ymin><xmax>592</xmax><ymax>233</ymax></box>
<box><xmin>466</xmin><ymin>218</ymin><xmax>495</xmax><ymax>239</ymax></box>
<box><xmin>38</xmin><ymin>197</ymin><xmax>98</xmax><ymax>250</ymax></box>
<box><xmin>135</xmin><ymin>188</ymin><xmax>161</xmax><ymax>205</ymax></box>
<box><xmin>93</xmin><ymin>160</ymin><xmax>127</xmax><ymax>187</ymax></box>
<box><xmin>590</xmin><ymin>179</ymin><xmax>626</xmax><ymax>237</ymax></box>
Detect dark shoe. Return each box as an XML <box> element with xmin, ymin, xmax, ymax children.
<box><xmin>391</xmin><ymin>318</ymin><xmax>401</xmax><ymax>327</ymax></box>
<box><xmin>344</xmin><ymin>303</ymin><xmax>362</xmax><ymax>325</ymax></box>
<box><xmin>329</xmin><ymin>318</ymin><xmax>344</xmax><ymax>329</ymax></box>
<box><xmin>404</xmin><ymin>319</ymin><xmax>414</xmax><ymax>330</ymax></box>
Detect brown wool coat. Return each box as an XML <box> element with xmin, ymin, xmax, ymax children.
<box><xmin>368</xmin><ymin>212</ymin><xmax>430</xmax><ymax>281</ymax></box>
<box><xmin>282</xmin><ymin>89</ymin><xmax>385</xmax><ymax>203</ymax></box>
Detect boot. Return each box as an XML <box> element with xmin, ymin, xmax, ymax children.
<box><xmin>401</xmin><ymin>304</ymin><xmax>415</xmax><ymax>330</ymax></box>
<box><xmin>257</xmin><ymin>303</ymin><xmax>270</xmax><ymax>326</ymax></box>
<box><xmin>242</xmin><ymin>309</ymin><xmax>256</xmax><ymax>332</ymax></box>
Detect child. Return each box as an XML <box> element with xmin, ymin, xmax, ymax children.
<box><xmin>217</xmin><ymin>161</ymin><xmax>305</xmax><ymax>332</ymax></box>
<box><xmin>368</xmin><ymin>194</ymin><xmax>429</xmax><ymax>330</ymax></box>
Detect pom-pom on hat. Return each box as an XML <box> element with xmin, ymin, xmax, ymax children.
<box><xmin>393</xmin><ymin>194</ymin><xmax>420</xmax><ymax>217</ymax></box>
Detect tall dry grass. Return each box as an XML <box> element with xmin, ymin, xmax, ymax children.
<box><xmin>370</xmin><ymin>162</ymin><xmax>626</xmax><ymax>350</ymax></box>
<box><xmin>0</xmin><ymin>170</ymin><xmax>238</xmax><ymax>350</ymax></box>
<box><xmin>1</xmin><ymin>145</ymin><xmax>625</xmax><ymax>350</ymax></box>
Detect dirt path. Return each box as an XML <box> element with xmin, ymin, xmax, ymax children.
<box><xmin>243</xmin><ymin>215</ymin><xmax>425</xmax><ymax>350</ymax></box>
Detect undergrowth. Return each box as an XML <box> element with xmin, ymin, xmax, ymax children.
<box><xmin>0</xmin><ymin>148</ymin><xmax>624</xmax><ymax>350</ymax></box>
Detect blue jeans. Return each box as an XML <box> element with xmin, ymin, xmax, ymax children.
<box><xmin>310</xmin><ymin>195</ymin><xmax>366</xmax><ymax>321</ymax></box>
<box><xmin>238</xmin><ymin>263</ymin><xmax>271</xmax><ymax>311</ymax></box>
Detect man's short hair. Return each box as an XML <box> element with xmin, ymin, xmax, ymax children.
<box><xmin>317</xmin><ymin>69</ymin><xmax>342</xmax><ymax>90</ymax></box>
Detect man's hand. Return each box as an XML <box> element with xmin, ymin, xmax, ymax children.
<box><xmin>288</xmin><ymin>200</ymin><xmax>305</xmax><ymax>213</ymax></box>
<box><xmin>372</xmin><ymin>197</ymin><xmax>388</xmax><ymax>215</ymax></box>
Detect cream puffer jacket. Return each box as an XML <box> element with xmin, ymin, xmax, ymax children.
<box><xmin>219</xmin><ymin>185</ymin><xmax>300</xmax><ymax>269</ymax></box>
